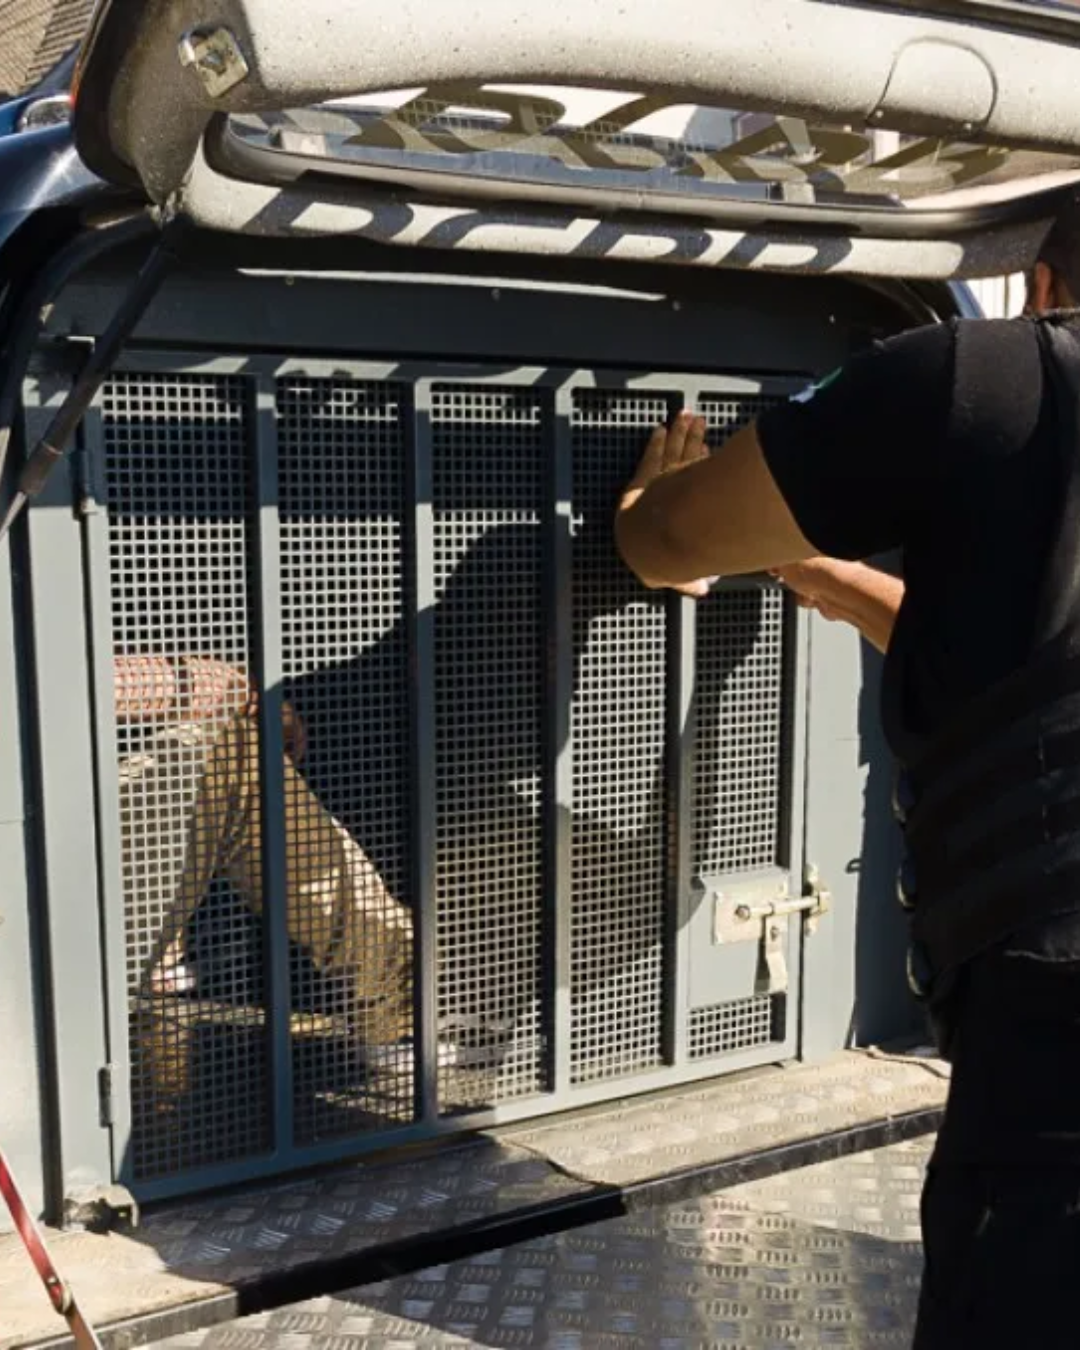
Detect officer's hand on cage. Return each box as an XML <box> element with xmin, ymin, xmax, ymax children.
<box><xmin>616</xmin><ymin>411</ymin><xmax>719</xmax><ymax>598</ymax></box>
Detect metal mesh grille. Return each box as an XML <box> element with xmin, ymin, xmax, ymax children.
<box><xmin>569</xmin><ymin>390</ymin><xmax>672</xmax><ymax>1085</ymax></box>
<box><xmin>694</xmin><ymin>588</ymin><xmax>788</xmax><ymax>876</ymax></box>
<box><xmin>694</xmin><ymin>395</ymin><xmax>787</xmax><ymax>878</ymax></box>
<box><xmin>700</xmin><ymin>395</ymin><xmax>777</xmax><ymax>439</ymax></box>
<box><xmin>431</xmin><ymin>386</ymin><xmax>546</xmax><ymax>1110</ymax></box>
<box><xmin>103</xmin><ymin>372</ymin><xmax>271</xmax><ymax>1180</ymax></box>
<box><xmin>97</xmin><ymin>364</ymin><xmax>798</xmax><ymax>1182</ymax></box>
<box><xmin>688</xmin><ymin>994</ymin><xmax>783</xmax><ymax>1060</ymax></box>
<box><xmin>278</xmin><ymin>379</ymin><xmax>415</xmax><ymax>1142</ymax></box>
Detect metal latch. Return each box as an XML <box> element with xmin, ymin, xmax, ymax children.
<box><xmin>700</xmin><ymin>868</ymin><xmax>831</xmax><ymax>995</ymax></box>
<box><xmin>803</xmin><ymin>865</ymin><xmax>832</xmax><ymax>935</ymax></box>
<box><xmin>732</xmin><ymin>865</ymin><xmax>832</xmax><ymax>934</ymax></box>
<box><xmin>179</xmin><ymin>28</ymin><xmax>250</xmax><ymax>99</ymax></box>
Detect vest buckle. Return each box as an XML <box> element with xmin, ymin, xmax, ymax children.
<box><xmin>896</xmin><ymin>857</ymin><xmax>918</xmax><ymax>912</ymax></box>
<box><xmin>892</xmin><ymin>769</ymin><xmax>917</xmax><ymax>827</ymax></box>
<box><xmin>906</xmin><ymin>941</ymin><xmax>933</xmax><ymax>1001</ymax></box>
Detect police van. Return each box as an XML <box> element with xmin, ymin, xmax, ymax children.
<box><xmin>1</xmin><ymin>0</ymin><xmax>1078</xmax><ymax>1335</ymax></box>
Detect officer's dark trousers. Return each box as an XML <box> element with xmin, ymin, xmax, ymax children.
<box><xmin>912</xmin><ymin>950</ymin><xmax>1080</xmax><ymax>1349</ymax></box>
<box><xmin>914</xmin><ymin>1164</ymin><xmax>1080</xmax><ymax>1346</ymax></box>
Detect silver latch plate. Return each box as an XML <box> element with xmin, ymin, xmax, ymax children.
<box><xmin>703</xmin><ymin>875</ymin><xmax>790</xmax><ymax>946</ymax></box>
<box><xmin>179</xmin><ymin>27</ymin><xmax>250</xmax><ymax>99</ymax></box>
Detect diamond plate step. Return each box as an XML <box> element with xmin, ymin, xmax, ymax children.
<box><xmin>144</xmin><ymin>1136</ymin><xmax>934</xmax><ymax>1349</ymax></box>
<box><xmin>3</xmin><ymin>1049</ymin><xmax>947</xmax><ymax>1349</ymax></box>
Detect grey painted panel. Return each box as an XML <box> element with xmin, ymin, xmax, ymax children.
<box><xmin>0</xmin><ymin>543</ymin><xmax>25</xmax><ymax>828</ymax></box>
<box><xmin>0</xmin><ymin>469</ymin><xmax>50</xmax><ymax>1225</ymax></box>
<box><xmin>801</xmin><ymin>618</ymin><xmax>917</xmax><ymax>1057</ymax></box>
<box><xmin>0</xmin><ymin>820</ymin><xmax>44</xmax><ymax>1225</ymax></box>
<box><xmin>80</xmin><ymin>405</ymin><xmax>136</xmax><ymax>1190</ymax></box>
<box><xmin>21</xmin><ymin>374</ymin><xmax>114</xmax><ymax>1206</ymax></box>
<box><xmin>46</xmin><ymin>254</ymin><xmax>904</xmax><ymax>380</ymax></box>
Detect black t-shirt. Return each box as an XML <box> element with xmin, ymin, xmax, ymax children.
<box><xmin>759</xmin><ymin>316</ymin><xmax>1061</xmax><ymax>755</ymax></box>
<box><xmin>758</xmin><ymin>315</ymin><xmax>1080</xmax><ymax>1166</ymax></box>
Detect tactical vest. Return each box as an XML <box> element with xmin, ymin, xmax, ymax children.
<box><xmin>885</xmin><ymin>315</ymin><xmax>1080</xmax><ymax>1038</ymax></box>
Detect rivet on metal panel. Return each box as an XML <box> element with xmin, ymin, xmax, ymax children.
<box><xmin>178</xmin><ymin>28</ymin><xmax>250</xmax><ymax>99</ymax></box>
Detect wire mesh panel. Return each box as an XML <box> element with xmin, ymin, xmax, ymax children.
<box><xmin>90</xmin><ymin>358</ymin><xmax>803</xmax><ymax>1195</ymax></box>
<box><xmin>701</xmin><ymin>395</ymin><xmax>778</xmax><ymax>439</ymax></box>
<box><xmin>569</xmin><ymin>390</ymin><xmax>673</xmax><ymax>1086</ymax></box>
<box><xmin>103</xmin><ymin>372</ymin><xmax>271</xmax><ymax>1181</ymax></box>
<box><xmin>430</xmin><ymin>386</ymin><xmax>546</xmax><ymax>1111</ymax></box>
<box><xmin>277</xmin><ymin>378</ymin><xmax>415</xmax><ymax>1144</ymax></box>
<box><xmin>690</xmin><ymin>394</ymin><xmax>790</xmax><ymax>1058</ymax></box>
<box><xmin>688</xmin><ymin>995</ymin><xmax>781</xmax><ymax>1059</ymax></box>
<box><xmin>693</xmin><ymin>587</ymin><xmax>788</xmax><ymax>879</ymax></box>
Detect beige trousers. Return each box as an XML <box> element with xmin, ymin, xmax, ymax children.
<box><xmin>123</xmin><ymin>715</ymin><xmax>413</xmax><ymax>1049</ymax></box>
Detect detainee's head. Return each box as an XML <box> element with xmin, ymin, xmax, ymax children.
<box><xmin>1027</xmin><ymin>187</ymin><xmax>1080</xmax><ymax>314</ymax></box>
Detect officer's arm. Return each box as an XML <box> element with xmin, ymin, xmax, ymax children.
<box><xmin>615</xmin><ymin>412</ymin><xmax>816</xmax><ymax>586</ymax></box>
<box><xmin>773</xmin><ymin>558</ymin><xmax>904</xmax><ymax>654</ymax></box>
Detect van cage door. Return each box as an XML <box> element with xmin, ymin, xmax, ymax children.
<box><xmin>76</xmin><ymin>353</ymin><xmax>811</xmax><ymax>1200</ymax></box>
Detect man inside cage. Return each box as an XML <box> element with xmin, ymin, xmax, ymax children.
<box><xmin>112</xmin><ymin>653</ymin><xmax>419</xmax><ymax>1075</ymax></box>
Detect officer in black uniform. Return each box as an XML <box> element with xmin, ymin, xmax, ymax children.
<box><xmin>616</xmin><ymin>192</ymin><xmax>1080</xmax><ymax>1348</ymax></box>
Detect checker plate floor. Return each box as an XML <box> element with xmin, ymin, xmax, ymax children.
<box><xmin>146</xmin><ymin>1135</ymin><xmax>933</xmax><ymax>1349</ymax></box>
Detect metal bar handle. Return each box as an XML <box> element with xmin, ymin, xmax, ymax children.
<box><xmin>0</xmin><ymin>1144</ymin><xmax>104</xmax><ymax>1349</ymax></box>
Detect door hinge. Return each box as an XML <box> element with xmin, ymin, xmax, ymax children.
<box><xmin>75</xmin><ymin>443</ymin><xmax>101</xmax><ymax>517</ymax></box>
<box><xmin>802</xmin><ymin>864</ymin><xmax>832</xmax><ymax>936</ymax></box>
<box><xmin>97</xmin><ymin>1064</ymin><xmax>114</xmax><ymax>1129</ymax></box>
<box><xmin>64</xmin><ymin>1182</ymin><xmax>139</xmax><ymax>1233</ymax></box>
